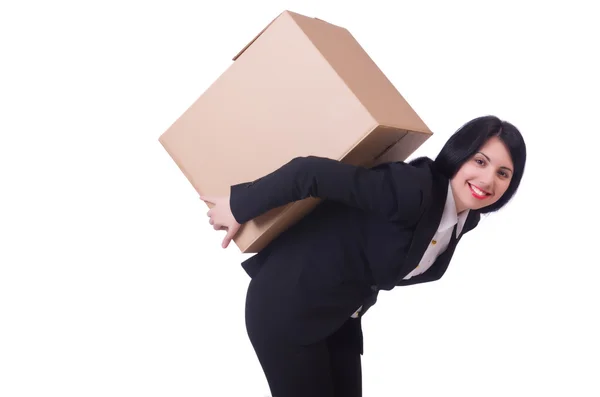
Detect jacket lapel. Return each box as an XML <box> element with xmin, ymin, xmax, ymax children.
<box><xmin>396</xmin><ymin>166</ymin><xmax>449</xmax><ymax>282</ymax></box>
<box><xmin>426</xmin><ymin>224</ymin><xmax>459</xmax><ymax>279</ymax></box>
<box><xmin>414</xmin><ymin>208</ymin><xmax>481</xmax><ymax>281</ymax></box>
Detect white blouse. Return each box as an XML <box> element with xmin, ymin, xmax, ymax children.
<box><xmin>351</xmin><ymin>182</ymin><xmax>469</xmax><ymax>318</ymax></box>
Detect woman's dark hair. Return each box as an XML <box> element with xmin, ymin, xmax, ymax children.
<box><xmin>433</xmin><ymin>115</ymin><xmax>527</xmax><ymax>213</ymax></box>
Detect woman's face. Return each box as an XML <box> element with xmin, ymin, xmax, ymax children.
<box><xmin>450</xmin><ymin>136</ymin><xmax>514</xmax><ymax>213</ymax></box>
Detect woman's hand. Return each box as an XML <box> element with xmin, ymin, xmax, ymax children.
<box><xmin>200</xmin><ymin>195</ymin><xmax>241</xmax><ymax>249</ymax></box>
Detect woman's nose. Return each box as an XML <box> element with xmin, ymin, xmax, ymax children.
<box><xmin>479</xmin><ymin>171</ymin><xmax>495</xmax><ymax>190</ymax></box>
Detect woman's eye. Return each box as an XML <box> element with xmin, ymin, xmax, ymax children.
<box><xmin>475</xmin><ymin>158</ymin><xmax>484</xmax><ymax>165</ymax></box>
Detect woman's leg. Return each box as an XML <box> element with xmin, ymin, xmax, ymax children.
<box><xmin>327</xmin><ymin>317</ymin><xmax>363</xmax><ymax>397</ymax></box>
<box><xmin>246</xmin><ymin>276</ymin><xmax>336</xmax><ymax>397</ymax></box>
<box><xmin>243</xmin><ymin>255</ymin><xmax>365</xmax><ymax>397</ymax></box>
<box><xmin>248</xmin><ymin>329</ymin><xmax>336</xmax><ymax>397</ymax></box>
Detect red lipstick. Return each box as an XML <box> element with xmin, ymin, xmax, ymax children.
<box><xmin>468</xmin><ymin>183</ymin><xmax>490</xmax><ymax>200</ymax></box>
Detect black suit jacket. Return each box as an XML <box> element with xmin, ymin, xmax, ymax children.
<box><xmin>229</xmin><ymin>155</ymin><xmax>481</xmax><ymax>349</ymax></box>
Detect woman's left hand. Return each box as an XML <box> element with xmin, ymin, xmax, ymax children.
<box><xmin>200</xmin><ymin>195</ymin><xmax>241</xmax><ymax>249</ymax></box>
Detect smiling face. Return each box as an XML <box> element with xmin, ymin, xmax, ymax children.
<box><xmin>450</xmin><ymin>136</ymin><xmax>514</xmax><ymax>213</ymax></box>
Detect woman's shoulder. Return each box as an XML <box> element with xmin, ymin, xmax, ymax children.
<box><xmin>366</xmin><ymin>156</ymin><xmax>438</xmax><ymax>223</ymax></box>
<box><xmin>373</xmin><ymin>155</ymin><xmax>435</xmax><ymax>176</ymax></box>
<box><xmin>377</xmin><ymin>156</ymin><xmax>437</xmax><ymax>196</ymax></box>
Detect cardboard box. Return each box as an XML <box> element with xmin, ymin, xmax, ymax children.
<box><xmin>159</xmin><ymin>10</ymin><xmax>432</xmax><ymax>253</ymax></box>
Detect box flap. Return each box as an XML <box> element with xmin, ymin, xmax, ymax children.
<box><xmin>232</xmin><ymin>10</ymin><xmax>290</xmax><ymax>61</ymax></box>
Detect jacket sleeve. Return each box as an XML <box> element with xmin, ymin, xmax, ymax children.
<box><xmin>229</xmin><ymin>155</ymin><xmax>429</xmax><ymax>225</ymax></box>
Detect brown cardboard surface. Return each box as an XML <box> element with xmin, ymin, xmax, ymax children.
<box><xmin>159</xmin><ymin>10</ymin><xmax>432</xmax><ymax>253</ymax></box>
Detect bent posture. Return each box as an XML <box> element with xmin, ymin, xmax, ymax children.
<box><xmin>201</xmin><ymin>115</ymin><xmax>527</xmax><ymax>397</ymax></box>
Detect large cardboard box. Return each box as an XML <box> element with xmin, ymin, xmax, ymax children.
<box><xmin>159</xmin><ymin>10</ymin><xmax>432</xmax><ymax>253</ymax></box>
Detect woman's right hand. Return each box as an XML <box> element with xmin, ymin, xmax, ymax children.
<box><xmin>200</xmin><ymin>195</ymin><xmax>241</xmax><ymax>249</ymax></box>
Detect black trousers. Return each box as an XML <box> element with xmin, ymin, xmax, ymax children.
<box><xmin>245</xmin><ymin>269</ymin><xmax>364</xmax><ymax>397</ymax></box>
<box><xmin>247</xmin><ymin>314</ymin><xmax>362</xmax><ymax>397</ymax></box>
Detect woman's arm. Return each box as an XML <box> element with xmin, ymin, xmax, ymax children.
<box><xmin>229</xmin><ymin>155</ymin><xmax>430</xmax><ymax>225</ymax></box>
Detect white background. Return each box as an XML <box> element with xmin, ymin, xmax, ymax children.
<box><xmin>1</xmin><ymin>0</ymin><xmax>598</xmax><ymax>396</ymax></box>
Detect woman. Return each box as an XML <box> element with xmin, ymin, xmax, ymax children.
<box><xmin>201</xmin><ymin>115</ymin><xmax>527</xmax><ymax>397</ymax></box>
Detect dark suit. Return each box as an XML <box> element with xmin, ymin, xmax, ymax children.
<box><xmin>229</xmin><ymin>155</ymin><xmax>480</xmax><ymax>397</ymax></box>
